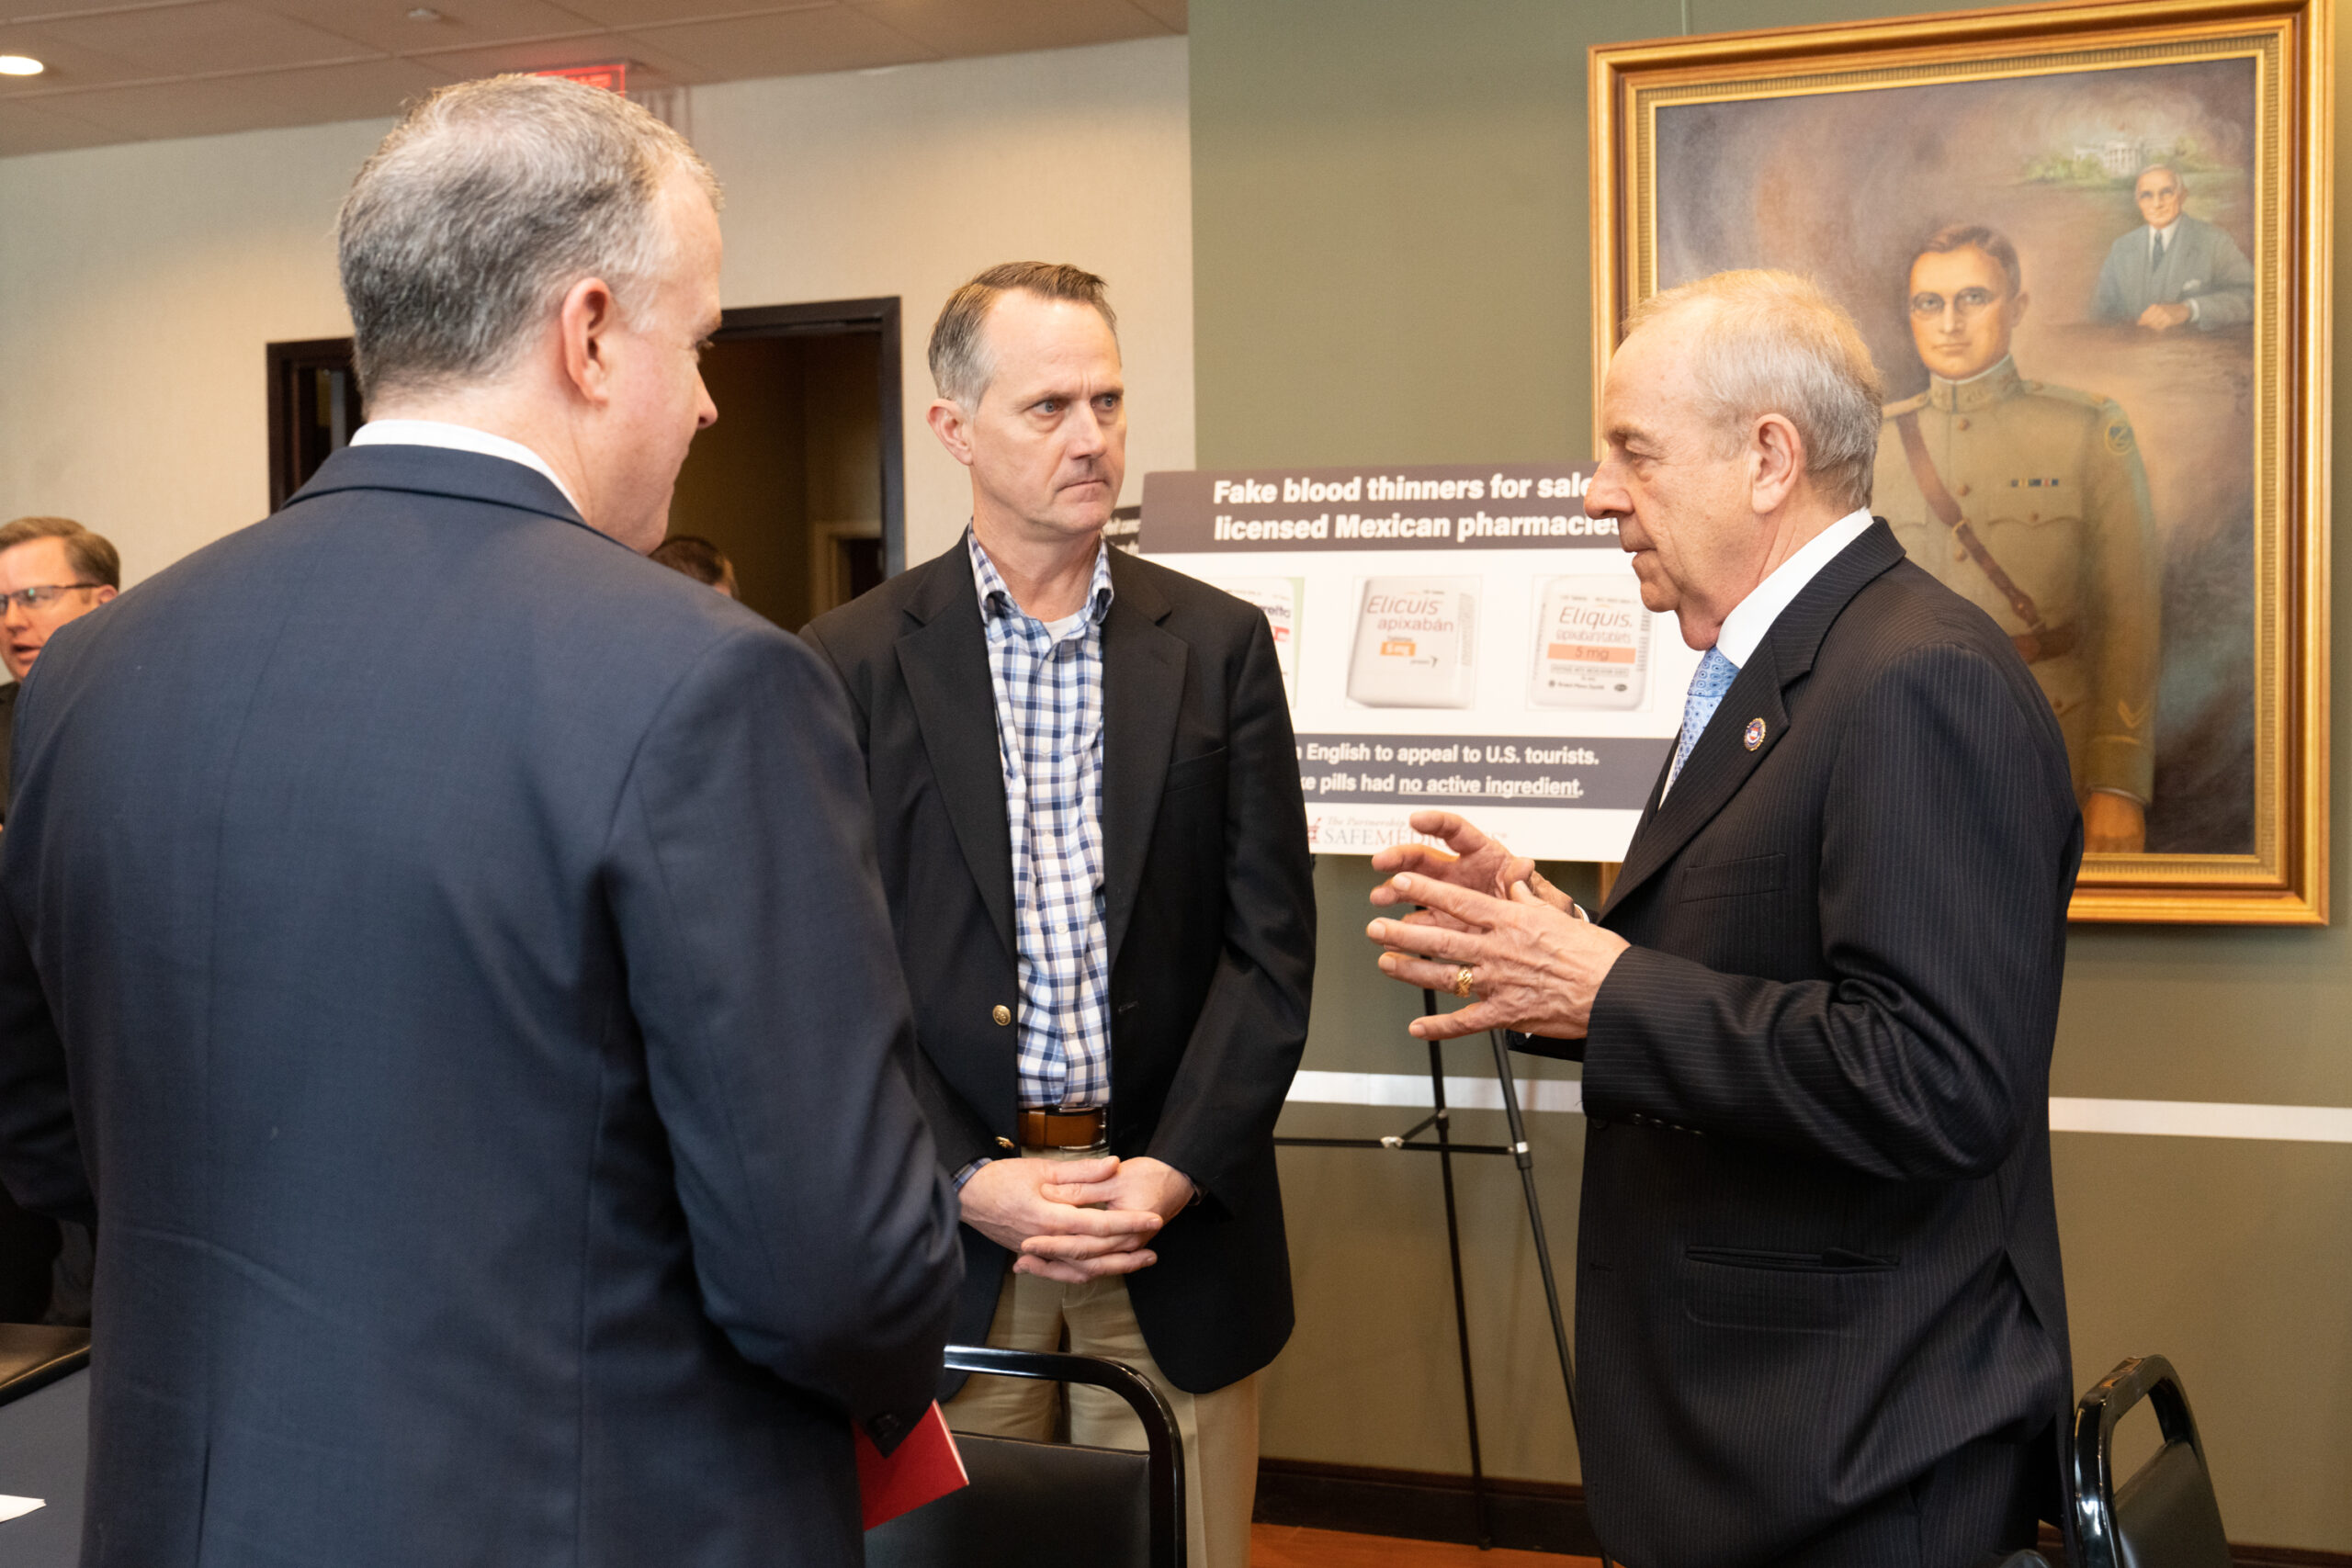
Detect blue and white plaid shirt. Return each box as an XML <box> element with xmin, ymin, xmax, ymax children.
<box><xmin>969</xmin><ymin>531</ymin><xmax>1116</xmax><ymax>1112</ymax></box>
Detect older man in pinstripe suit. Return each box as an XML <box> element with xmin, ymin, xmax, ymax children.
<box><xmin>1368</xmin><ymin>270</ymin><xmax>2081</xmax><ymax>1567</ymax></box>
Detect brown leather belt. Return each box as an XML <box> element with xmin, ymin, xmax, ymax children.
<box><xmin>1017</xmin><ymin>1107</ymin><xmax>1108</xmax><ymax>1149</ymax></box>
<box><xmin>2014</xmin><ymin>622</ymin><xmax>2079</xmax><ymax>665</ymax></box>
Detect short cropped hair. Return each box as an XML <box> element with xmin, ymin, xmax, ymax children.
<box><xmin>1626</xmin><ymin>270</ymin><xmax>1884</xmax><ymax>513</ymax></box>
<box><xmin>928</xmin><ymin>262</ymin><xmax>1118</xmax><ymax>407</ymax></box>
<box><xmin>0</xmin><ymin>515</ymin><xmax>120</xmax><ymax>590</ymax></box>
<box><xmin>2136</xmin><ymin>163</ymin><xmax>2184</xmax><ymax>192</ymax></box>
<box><xmin>1913</xmin><ymin>222</ymin><xmax>2023</xmax><ymax>299</ymax></box>
<box><xmin>649</xmin><ymin>535</ymin><xmax>736</xmax><ymax>593</ymax></box>
<box><xmin>338</xmin><ymin>74</ymin><xmax>720</xmax><ymax>404</ymax></box>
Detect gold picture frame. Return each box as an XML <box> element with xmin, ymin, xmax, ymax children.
<box><xmin>1591</xmin><ymin>0</ymin><xmax>2331</xmax><ymax>923</ymax></box>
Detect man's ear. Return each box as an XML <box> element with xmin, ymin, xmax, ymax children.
<box><xmin>2009</xmin><ymin>289</ymin><xmax>2031</xmax><ymax>332</ymax></box>
<box><xmin>926</xmin><ymin>397</ymin><xmax>977</xmax><ymax>468</ymax></box>
<box><xmin>1749</xmin><ymin>412</ymin><xmax>1804</xmax><ymax>513</ymax></box>
<box><xmin>559</xmin><ymin>276</ymin><xmax>621</xmax><ymax>406</ymax></box>
<box><xmin>92</xmin><ymin>586</ymin><xmax>118</xmax><ymax>606</ymax></box>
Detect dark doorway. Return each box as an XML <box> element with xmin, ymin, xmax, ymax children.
<box><xmin>665</xmin><ymin>299</ymin><xmax>903</xmax><ymax>630</ymax></box>
<box><xmin>263</xmin><ymin>298</ymin><xmax>903</xmax><ymax>631</ymax></box>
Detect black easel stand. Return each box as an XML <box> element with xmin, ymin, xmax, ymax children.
<box><xmin>1274</xmin><ymin>989</ymin><xmax>1610</xmax><ymax>1564</ymax></box>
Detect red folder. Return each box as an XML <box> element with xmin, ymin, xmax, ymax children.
<box><xmin>855</xmin><ymin>1402</ymin><xmax>969</xmax><ymax>1529</ymax></box>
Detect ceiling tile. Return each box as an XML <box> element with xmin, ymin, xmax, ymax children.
<box><xmin>251</xmin><ymin>0</ymin><xmax>597</xmax><ymax>55</ymax></box>
<box><xmin>410</xmin><ymin>28</ymin><xmax>699</xmax><ymax>88</ymax></box>
<box><xmin>548</xmin><ymin>0</ymin><xmax>828</xmax><ymax>28</ymax></box>
<box><xmin>0</xmin><ymin>96</ymin><xmax>117</xmax><ymax>154</ymax></box>
<box><xmin>622</xmin><ymin>6</ymin><xmax>930</xmax><ymax>77</ymax></box>
<box><xmin>847</xmin><ymin>0</ymin><xmax>1170</xmax><ymax>57</ymax></box>
<box><xmin>35</xmin><ymin>2</ymin><xmax>372</xmax><ymax>77</ymax></box>
<box><xmin>46</xmin><ymin>54</ymin><xmax>453</xmax><ymax>140</ymax></box>
<box><xmin>0</xmin><ymin>19</ymin><xmax>163</xmax><ymax>89</ymax></box>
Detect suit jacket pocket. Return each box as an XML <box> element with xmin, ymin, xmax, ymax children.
<box><xmin>1676</xmin><ymin>852</ymin><xmax>1785</xmax><ymax>903</ymax></box>
<box><xmin>1682</xmin><ymin>1246</ymin><xmax>1894</xmax><ymax>1336</ymax></box>
<box><xmin>1164</xmin><ymin>747</ymin><xmax>1228</xmax><ymax>795</ymax></box>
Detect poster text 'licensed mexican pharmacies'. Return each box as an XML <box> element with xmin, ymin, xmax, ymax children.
<box><xmin>1142</xmin><ymin>462</ymin><xmax>1700</xmax><ymax>862</ymax></box>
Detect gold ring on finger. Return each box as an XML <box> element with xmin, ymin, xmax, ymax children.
<box><xmin>1453</xmin><ymin>964</ymin><xmax>1476</xmax><ymax>999</ymax></box>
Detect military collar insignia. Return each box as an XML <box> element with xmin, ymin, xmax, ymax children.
<box><xmin>1928</xmin><ymin>355</ymin><xmax>2023</xmax><ymax>414</ymax></box>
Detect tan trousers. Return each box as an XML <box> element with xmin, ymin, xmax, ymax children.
<box><xmin>944</xmin><ymin>1153</ymin><xmax>1259</xmax><ymax>1568</ymax></box>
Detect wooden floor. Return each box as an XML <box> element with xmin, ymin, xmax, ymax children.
<box><xmin>1250</xmin><ymin>1523</ymin><xmax>1600</xmax><ymax>1566</ymax></box>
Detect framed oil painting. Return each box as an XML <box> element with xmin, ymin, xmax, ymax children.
<box><xmin>1591</xmin><ymin>0</ymin><xmax>2331</xmax><ymax>922</ymax></box>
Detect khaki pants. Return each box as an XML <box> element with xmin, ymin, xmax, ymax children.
<box><xmin>944</xmin><ymin>1151</ymin><xmax>1259</xmax><ymax>1568</ymax></box>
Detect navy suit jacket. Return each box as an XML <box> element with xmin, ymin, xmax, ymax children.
<box><xmin>1529</xmin><ymin>523</ymin><xmax>2080</xmax><ymax>1565</ymax></box>
<box><xmin>0</xmin><ymin>446</ymin><xmax>962</xmax><ymax>1568</ymax></box>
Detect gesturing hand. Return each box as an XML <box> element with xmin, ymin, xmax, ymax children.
<box><xmin>1369</xmin><ymin>810</ymin><xmax>1581</xmax><ymax>929</ymax></box>
<box><xmin>958</xmin><ymin>1156</ymin><xmax>1166</xmax><ymax>1283</ymax></box>
<box><xmin>1366</xmin><ymin>870</ymin><xmax>1630</xmax><ymax>1041</ymax></box>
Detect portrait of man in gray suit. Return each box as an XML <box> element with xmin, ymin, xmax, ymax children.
<box><xmin>2091</xmin><ymin>163</ymin><xmax>2253</xmax><ymax>331</ymax></box>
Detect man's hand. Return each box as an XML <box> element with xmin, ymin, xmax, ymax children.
<box><xmin>2084</xmin><ymin>791</ymin><xmax>2147</xmax><ymax>854</ymax></box>
<box><xmin>957</xmin><ymin>1156</ymin><xmax>1165</xmax><ymax>1283</ymax></box>
<box><xmin>1044</xmin><ymin>1156</ymin><xmax>1194</xmax><ymax>1223</ymax></box>
<box><xmin>2137</xmin><ymin>300</ymin><xmax>2192</xmax><ymax>332</ymax></box>
<box><xmin>1368</xmin><ymin>871</ymin><xmax>1630</xmax><ymax>1040</ymax></box>
<box><xmin>1371</xmin><ymin>811</ymin><xmax>1545</xmax><ymax>932</ymax></box>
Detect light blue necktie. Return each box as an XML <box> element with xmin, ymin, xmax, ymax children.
<box><xmin>1666</xmin><ymin>646</ymin><xmax>1739</xmax><ymax>795</ymax></box>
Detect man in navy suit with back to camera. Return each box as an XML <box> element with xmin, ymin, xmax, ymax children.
<box><xmin>0</xmin><ymin>73</ymin><xmax>960</xmax><ymax>1568</ymax></box>
<box><xmin>1368</xmin><ymin>271</ymin><xmax>2079</xmax><ymax>1567</ymax></box>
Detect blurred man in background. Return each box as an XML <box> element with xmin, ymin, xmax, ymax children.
<box><xmin>0</xmin><ymin>514</ymin><xmax>119</xmax><ymax>823</ymax></box>
<box><xmin>650</xmin><ymin>533</ymin><xmax>739</xmax><ymax>597</ymax></box>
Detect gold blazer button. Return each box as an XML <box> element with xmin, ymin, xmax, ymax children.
<box><xmin>992</xmin><ymin>1004</ymin><xmax>1012</xmax><ymax>1026</ymax></box>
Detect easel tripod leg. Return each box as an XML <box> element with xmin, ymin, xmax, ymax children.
<box><xmin>1426</xmin><ymin>1013</ymin><xmax>1492</xmax><ymax>1551</ymax></box>
<box><xmin>1487</xmin><ymin>1029</ymin><xmax>1612</xmax><ymax>1568</ymax></box>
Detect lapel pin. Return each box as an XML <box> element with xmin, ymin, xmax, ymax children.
<box><xmin>1744</xmin><ymin>717</ymin><xmax>1767</xmax><ymax>750</ymax></box>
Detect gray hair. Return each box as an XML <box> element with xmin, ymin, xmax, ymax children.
<box><xmin>928</xmin><ymin>262</ymin><xmax>1118</xmax><ymax>407</ymax></box>
<box><xmin>1626</xmin><ymin>270</ymin><xmax>1883</xmax><ymax>513</ymax></box>
<box><xmin>2136</xmin><ymin>163</ymin><xmax>2184</xmax><ymax>190</ymax></box>
<box><xmin>338</xmin><ymin>74</ymin><xmax>719</xmax><ymax>404</ymax></box>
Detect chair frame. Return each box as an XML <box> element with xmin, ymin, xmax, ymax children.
<box><xmin>2070</xmin><ymin>1353</ymin><xmax>2213</xmax><ymax>1568</ymax></box>
<box><xmin>941</xmin><ymin>1344</ymin><xmax>1185</xmax><ymax>1568</ymax></box>
<box><xmin>0</xmin><ymin>1325</ymin><xmax>88</xmax><ymax>1407</ymax></box>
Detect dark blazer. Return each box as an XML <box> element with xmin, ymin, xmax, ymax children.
<box><xmin>802</xmin><ymin>541</ymin><xmax>1316</xmax><ymax>1395</ymax></box>
<box><xmin>1530</xmin><ymin>523</ymin><xmax>2080</xmax><ymax>1566</ymax></box>
<box><xmin>0</xmin><ymin>446</ymin><xmax>962</xmax><ymax>1568</ymax></box>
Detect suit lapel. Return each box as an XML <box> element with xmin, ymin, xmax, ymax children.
<box><xmin>1099</xmin><ymin>554</ymin><xmax>1185</xmax><ymax>970</ymax></box>
<box><xmin>895</xmin><ymin>554</ymin><xmax>1017</xmax><ymax>959</ymax></box>
<box><xmin>1600</xmin><ymin>522</ymin><xmax>1905</xmax><ymax>920</ymax></box>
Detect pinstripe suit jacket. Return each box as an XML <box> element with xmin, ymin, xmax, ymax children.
<box><xmin>1528</xmin><ymin>522</ymin><xmax>2081</xmax><ymax>1565</ymax></box>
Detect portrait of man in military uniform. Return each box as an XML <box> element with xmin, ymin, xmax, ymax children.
<box><xmin>1872</xmin><ymin>223</ymin><xmax>2162</xmax><ymax>852</ymax></box>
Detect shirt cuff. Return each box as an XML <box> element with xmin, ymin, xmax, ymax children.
<box><xmin>953</xmin><ymin>1157</ymin><xmax>990</xmax><ymax>1190</ymax></box>
<box><xmin>2187</xmin><ymin>297</ymin><xmax>2202</xmax><ymax>322</ymax></box>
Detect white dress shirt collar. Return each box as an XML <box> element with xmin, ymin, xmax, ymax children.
<box><xmin>1713</xmin><ymin>507</ymin><xmax>1875</xmax><ymax>670</ymax></box>
<box><xmin>349</xmin><ymin>419</ymin><xmax>582</xmax><ymax>513</ymax></box>
<box><xmin>2150</xmin><ymin>216</ymin><xmax>2183</xmax><ymax>245</ymax></box>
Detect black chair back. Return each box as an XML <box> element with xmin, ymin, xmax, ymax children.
<box><xmin>0</xmin><ymin>1324</ymin><xmax>87</xmax><ymax>1407</ymax></box>
<box><xmin>865</xmin><ymin>1345</ymin><xmax>1183</xmax><ymax>1568</ymax></box>
<box><xmin>2070</xmin><ymin>1354</ymin><xmax>2231</xmax><ymax>1568</ymax></box>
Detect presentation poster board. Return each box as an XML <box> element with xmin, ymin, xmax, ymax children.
<box><xmin>1140</xmin><ymin>462</ymin><xmax>1697</xmax><ymax>861</ymax></box>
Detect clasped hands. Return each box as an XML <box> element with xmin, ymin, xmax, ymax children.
<box><xmin>958</xmin><ymin>1154</ymin><xmax>1194</xmax><ymax>1283</ymax></box>
<box><xmin>1366</xmin><ymin>809</ymin><xmax>1630</xmax><ymax>1041</ymax></box>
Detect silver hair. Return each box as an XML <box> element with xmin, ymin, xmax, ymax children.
<box><xmin>2136</xmin><ymin>163</ymin><xmax>2185</xmax><ymax>189</ymax></box>
<box><xmin>338</xmin><ymin>74</ymin><xmax>719</xmax><ymax>404</ymax></box>
<box><xmin>1626</xmin><ymin>270</ymin><xmax>1884</xmax><ymax>513</ymax></box>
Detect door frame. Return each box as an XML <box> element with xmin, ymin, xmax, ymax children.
<box><xmin>265</xmin><ymin>298</ymin><xmax>907</xmax><ymax>576</ymax></box>
<box><xmin>712</xmin><ymin>298</ymin><xmax>906</xmax><ymax>576</ymax></box>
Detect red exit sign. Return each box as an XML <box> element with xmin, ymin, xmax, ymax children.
<box><xmin>536</xmin><ymin>62</ymin><xmax>628</xmax><ymax>94</ymax></box>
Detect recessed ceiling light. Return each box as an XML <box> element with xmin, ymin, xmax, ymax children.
<box><xmin>405</xmin><ymin>6</ymin><xmax>443</xmax><ymax>20</ymax></box>
<box><xmin>0</xmin><ymin>55</ymin><xmax>47</xmax><ymax>76</ymax></box>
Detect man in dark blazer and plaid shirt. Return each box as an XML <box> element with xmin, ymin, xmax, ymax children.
<box><xmin>1368</xmin><ymin>271</ymin><xmax>2080</xmax><ymax>1568</ymax></box>
<box><xmin>803</xmin><ymin>263</ymin><xmax>1316</xmax><ymax>1568</ymax></box>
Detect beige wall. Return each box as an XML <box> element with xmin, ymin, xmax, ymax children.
<box><xmin>1191</xmin><ymin>0</ymin><xmax>2352</xmax><ymax>1552</ymax></box>
<box><xmin>0</xmin><ymin>36</ymin><xmax>1193</xmax><ymax>580</ymax></box>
